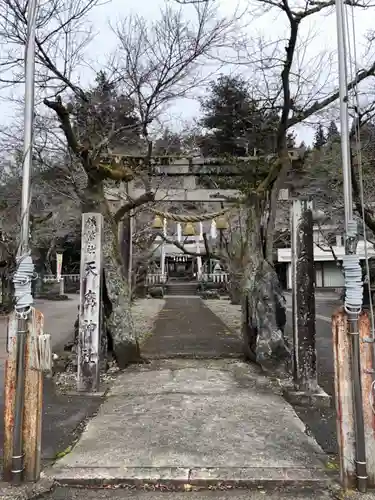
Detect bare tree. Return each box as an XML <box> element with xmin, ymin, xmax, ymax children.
<box><xmin>0</xmin><ymin>0</ymin><xmax>236</xmax><ymax>366</ymax></box>
<box><xmin>302</xmin><ymin>110</ymin><xmax>375</xmax><ymax>236</ymax></box>
<box><xmin>175</xmin><ymin>0</ymin><xmax>209</xmax><ymax>4</ymax></box>
<box><xmin>0</xmin><ymin>146</ymin><xmax>81</xmax><ymax>308</ymax></box>
<box><xmin>0</xmin><ymin>0</ymin><xmax>99</xmax><ymax>96</ymax></box>
<box><xmin>216</xmin><ymin>0</ymin><xmax>375</xmax><ymax>374</ymax></box>
<box><xmin>111</xmin><ymin>3</ymin><xmax>235</xmax><ymax>148</ymax></box>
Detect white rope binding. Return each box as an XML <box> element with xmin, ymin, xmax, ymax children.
<box><xmin>342</xmin><ymin>220</ymin><xmax>363</xmax><ymax>315</ymax></box>
<box><xmin>13</xmin><ymin>253</ymin><xmax>35</xmax><ymax>318</ymax></box>
<box><xmin>342</xmin><ymin>254</ymin><xmax>363</xmax><ymax>314</ymax></box>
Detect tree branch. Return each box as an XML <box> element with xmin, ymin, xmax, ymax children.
<box><xmin>202</xmin><ymin>232</ymin><xmax>212</xmax><ymax>257</ymax></box>
<box><xmin>288</xmin><ymin>61</ymin><xmax>375</xmax><ymax>128</ymax></box>
<box><xmin>315</xmin><ymin>226</ymin><xmax>343</xmax><ymax>270</ymax></box>
<box><xmin>277</xmin><ymin>0</ymin><xmax>299</xmax><ymax>149</ymax></box>
<box><xmin>174</xmin><ymin>0</ymin><xmax>209</xmax><ymax>3</ymax></box>
<box><xmin>114</xmin><ymin>192</ymin><xmax>155</xmax><ymax>223</ymax></box>
<box><xmin>295</xmin><ymin>0</ymin><xmax>375</xmax><ymax>19</ymax></box>
<box><xmin>30</xmin><ymin>211</ymin><xmax>53</xmax><ymax>226</ymax></box>
<box><xmin>159</xmin><ymin>232</ymin><xmax>221</xmax><ymax>260</ymax></box>
<box><xmin>351</xmin><ymin>149</ymin><xmax>375</xmax><ymax>234</ymax></box>
<box><xmin>44</xmin><ymin>97</ymin><xmax>81</xmax><ymax>155</ymax></box>
<box><xmin>257</xmin><ymin>0</ymin><xmax>299</xmax><ymax>195</ymax></box>
<box><xmin>44</xmin><ymin>97</ymin><xmax>135</xmax><ymax>182</ymax></box>
<box><xmin>315</xmin><ymin>240</ymin><xmax>341</xmax><ymax>267</ymax></box>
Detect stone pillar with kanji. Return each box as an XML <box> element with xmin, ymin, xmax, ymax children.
<box><xmin>78</xmin><ymin>213</ymin><xmax>103</xmax><ymax>392</ymax></box>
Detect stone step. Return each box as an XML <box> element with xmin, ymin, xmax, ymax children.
<box><xmin>166</xmin><ymin>282</ymin><xmax>198</xmax><ymax>296</ymax></box>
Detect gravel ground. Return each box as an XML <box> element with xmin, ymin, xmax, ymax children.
<box><xmin>132</xmin><ymin>298</ymin><xmax>166</xmax><ymax>345</ymax></box>
<box><xmin>54</xmin><ymin>298</ymin><xmax>165</xmax><ymax>392</ymax></box>
<box><xmin>204</xmin><ymin>299</ymin><xmax>293</xmax><ymax>346</ymax></box>
<box><xmin>203</xmin><ymin>299</ymin><xmax>242</xmax><ymax>338</ymax></box>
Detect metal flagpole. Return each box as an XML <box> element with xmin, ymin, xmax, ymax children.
<box><xmin>11</xmin><ymin>0</ymin><xmax>38</xmax><ymax>484</ymax></box>
<box><xmin>335</xmin><ymin>0</ymin><xmax>367</xmax><ymax>491</ymax></box>
<box><xmin>335</xmin><ymin>0</ymin><xmax>352</xmax><ymax>229</ymax></box>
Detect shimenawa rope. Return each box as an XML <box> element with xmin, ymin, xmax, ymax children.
<box><xmin>148</xmin><ymin>206</ymin><xmax>232</xmax><ymax>223</ymax></box>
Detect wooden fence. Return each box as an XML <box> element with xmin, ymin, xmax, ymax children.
<box><xmin>200</xmin><ymin>273</ymin><xmax>229</xmax><ymax>283</ymax></box>
<box><xmin>146</xmin><ymin>273</ymin><xmax>167</xmax><ymax>286</ymax></box>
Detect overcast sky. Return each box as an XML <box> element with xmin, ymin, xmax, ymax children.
<box><xmin>1</xmin><ymin>0</ymin><xmax>374</xmax><ymax>145</ymax></box>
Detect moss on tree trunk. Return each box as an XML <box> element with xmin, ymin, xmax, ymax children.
<box><xmin>228</xmin><ymin>271</ymin><xmax>242</xmax><ymax>305</ymax></box>
<box><xmin>102</xmin><ymin>217</ymin><xmax>141</xmax><ymax>368</ymax></box>
<box><xmin>241</xmin><ymin>205</ymin><xmax>291</xmax><ymax>376</ymax></box>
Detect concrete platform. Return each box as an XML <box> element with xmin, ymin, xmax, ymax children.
<box><xmin>40</xmin><ymin>488</ymin><xmax>337</xmax><ymax>499</ymax></box>
<box><xmin>47</xmin><ymin>359</ymin><xmax>333</xmax><ymax>490</ymax></box>
<box><xmin>38</xmin><ymin>488</ymin><xmax>339</xmax><ymax>499</ymax></box>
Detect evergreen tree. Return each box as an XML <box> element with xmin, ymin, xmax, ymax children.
<box><xmin>72</xmin><ymin>71</ymin><xmax>140</xmax><ymax>153</ymax></box>
<box><xmin>199</xmin><ymin>75</ymin><xmax>254</xmax><ymax>156</ymax></box>
<box><xmin>313</xmin><ymin>123</ymin><xmax>326</xmax><ymax>149</ymax></box>
<box><xmin>199</xmin><ymin>75</ymin><xmax>292</xmax><ymax>156</ymax></box>
<box><xmin>326</xmin><ymin>120</ymin><xmax>340</xmax><ymax>142</ymax></box>
<box><xmin>154</xmin><ymin>129</ymin><xmax>182</xmax><ymax>155</ymax></box>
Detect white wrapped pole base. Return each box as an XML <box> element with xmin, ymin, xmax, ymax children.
<box><xmin>342</xmin><ymin>254</ymin><xmax>363</xmax><ymax>315</ymax></box>
<box><xmin>13</xmin><ymin>254</ymin><xmax>35</xmax><ymax>317</ymax></box>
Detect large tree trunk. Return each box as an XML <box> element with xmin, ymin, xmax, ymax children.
<box><xmin>45</xmin><ymin>239</ymin><xmax>56</xmax><ymax>275</ymax></box>
<box><xmin>102</xmin><ymin>217</ymin><xmax>141</xmax><ymax>368</ymax></box>
<box><xmin>120</xmin><ymin>215</ymin><xmax>131</xmax><ymax>279</ymax></box>
<box><xmin>228</xmin><ymin>270</ymin><xmax>242</xmax><ymax>305</ymax></box>
<box><xmin>241</xmin><ymin>205</ymin><xmax>291</xmax><ymax>377</ymax></box>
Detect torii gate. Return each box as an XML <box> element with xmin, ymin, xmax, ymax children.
<box><xmin>77</xmin><ymin>149</ymin><xmax>305</xmax><ymax>392</ymax></box>
<box><xmin>105</xmin><ymin>152</ymin><xmax>302</xmax><ymax>203</ymax></box>
<box><xmin>104</xmin><ymin>149</ymin><xmax>303</xmax><ymax>283</ymax></box>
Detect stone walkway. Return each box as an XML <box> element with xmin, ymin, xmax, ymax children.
<box><xmin>48</xmin><ymin>357</ymin><xmax>331</xmax><ymax>489</ymax></box>
<box><xmin>47</xmin><ymin>297</ymin><xmax>332</xmax><ymax>490</ymax></box>
<box><xmin>142</xmin><ymin>298</ymin><xmax>243</xmax><ymax>359</ymax></box>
